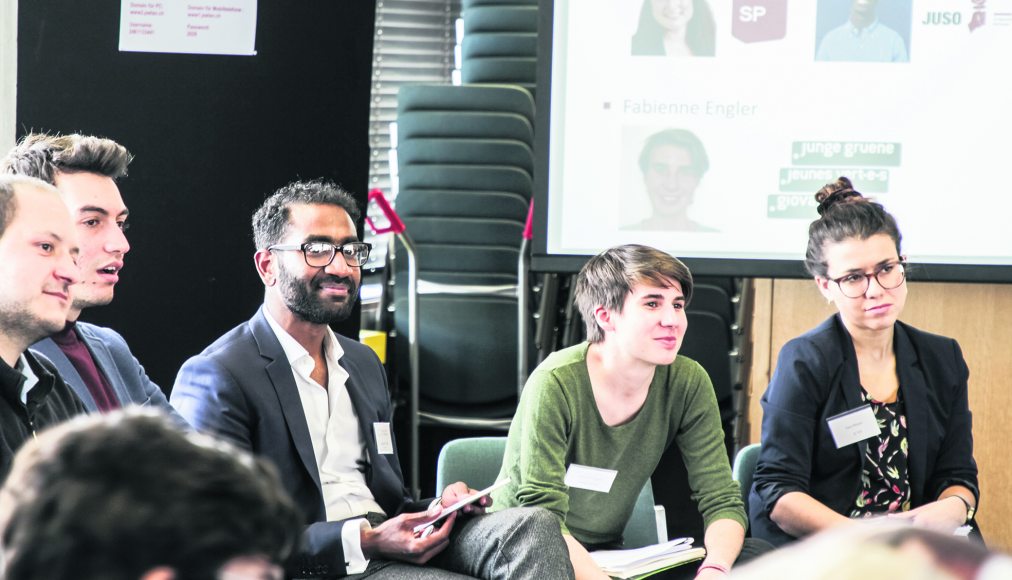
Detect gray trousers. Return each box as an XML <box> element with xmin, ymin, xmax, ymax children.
<box><xmin>350</xmin><ymin>507</ymin><xmax>574</xmax><ymax>580</ymax></box>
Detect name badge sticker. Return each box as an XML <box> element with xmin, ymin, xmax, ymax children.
<box><xmin>826</xmin><ymin>405</ymin><xmax>880</xmax><ymax>449</ymax></box>
<box><xmin>373</xmin><ymin>422</ymin><xmax>394</xmax><ymax>455</ymax></box>
<box><xmin>564</xmin><ymin>463</ymin><xmax>618</xmax><ymax>493</ymax></box>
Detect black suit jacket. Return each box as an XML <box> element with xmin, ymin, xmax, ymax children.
<box><xmin>171</xmin><ymin>308</ymin><xmax>421</xmax><ymax>577</ymax></box>
<box><xmin>750</xmin><ymin>315</ymin><xmax>979</xmax><ymax>546</ymax></box>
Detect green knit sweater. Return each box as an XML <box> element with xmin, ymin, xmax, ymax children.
<box><xmin>490</xmin><ymin>342</ymin><xmax>746</xmax><ymax>546</ymax></box>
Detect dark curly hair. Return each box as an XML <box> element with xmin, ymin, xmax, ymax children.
<box><xmin>804</xmin><ymin>176</ymin><xmax>902</xmax><ymax>277</ymax></box>
<box><xmin>0</xmin><ymin>409</ymin><xmax>303</xmax><ymax>580</ymax></box>
<box><xmin>252</xmin><ymin>178</ymin><xmax>361</xmax><ymax>250</ymax></box>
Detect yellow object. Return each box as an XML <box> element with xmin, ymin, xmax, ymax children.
<box><xmin>359</xmin><ymin>330</ymin><xmax>387</xmax><ymax>364</ymax></box>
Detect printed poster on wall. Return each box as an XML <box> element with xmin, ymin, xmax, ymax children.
<box><xmin>119</xmin><ymin>0</ymin><xmax>257</xmax><ymax>56</ymax></box>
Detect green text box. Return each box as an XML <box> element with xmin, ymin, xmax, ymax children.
<box><xmin>768</xmin><ymin>194</ymin><xmax>818</xmax><ymax>219</ymax></box>
<box><xmin>779</xmin><ymin>168</ymin><xmax>890</xmax><ymax>192</ymax></box>
<box><xmin>791</xmin><ymin>141</ymin><xmax>901</xmax><ymax>166</ymax></box>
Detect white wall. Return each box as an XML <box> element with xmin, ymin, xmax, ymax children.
<box><xmin>1</xmin><ymin>0</ymin><xmax>17</xmax><ymax>153</ymax></box>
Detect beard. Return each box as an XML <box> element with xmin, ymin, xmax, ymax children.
<box><xmin>277</xmin><ymin>264</ymin><xmax>359</xmax><ymax>325</ymax></box>
<box><xmin>0</xmin><ymin>300</ymin><xmax>67</xmax><ymax>348</ymax></box>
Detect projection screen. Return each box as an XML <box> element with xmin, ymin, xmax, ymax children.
<box><xmin>532</xmin><ymin>0</ymin><xmax>1012</xmax><ymax>281</ymax></box>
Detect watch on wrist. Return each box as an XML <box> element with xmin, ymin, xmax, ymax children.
<box><xmin>949</xmin><ymin>495</ymin><xmax>975</xmax><ymax>523</ymax></box>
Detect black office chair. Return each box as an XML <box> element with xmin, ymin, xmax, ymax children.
<box><xmin>680</xmin><ymin>311</ymin><xmax>734</xmax><ymax>415</ymax></box>
<box><xmin>688</xmin><ymin>284</ymin><xmax>734</xmax><ymax>326</ymax></box>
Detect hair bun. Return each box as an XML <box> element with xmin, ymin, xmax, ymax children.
<box><xmin>815</xmin><ymin>176</ymin><xmax>863</xmax><ymax>215</ymax></box>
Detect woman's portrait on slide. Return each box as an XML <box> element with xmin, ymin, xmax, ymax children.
<box><xmin>624</xmin><ymin>127</ymin><xmax>718</xmax><ymax>233</ymax></box>
<box><xmin>631</xmin><ymin>0</ymin><xmax>716</xmax><ymax>57</ymax></box>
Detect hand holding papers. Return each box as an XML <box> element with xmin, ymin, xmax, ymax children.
<box><xmin>412</xmin><ymin>478</ymin><xmax>511</xmax><ymax>537</ymax></box>
<box><xmin>590</xmin><ymin>537</ymin><xmax>705</xmax><ymax>579</ymax></box>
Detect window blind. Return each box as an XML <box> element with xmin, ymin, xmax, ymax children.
<box><xmin>366</xmin><ymin>0</ymin><xmax>461</xmax><ymax>265</ymax></box>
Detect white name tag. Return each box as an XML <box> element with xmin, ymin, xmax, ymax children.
<box><xmin>373</xmin><ymin>422</ymin><xmax>394</xmax><ymax>455</ymax></box>
<box><xmin>564</xmin><ymin>463</ymin><xmax>618</xmax><ymax>493</ymax></box>
<box><xmin>826</xmin><ymin>405</ymin><xmax>880</xmax><ymax>449</ymax></box>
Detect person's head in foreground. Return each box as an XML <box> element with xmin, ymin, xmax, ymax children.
<box><xmin>575</xmin><ymin>243</ymin><xmax>693</xmax><ymax>362</ymax></box>
<box><xmin>806</xmin><ymin>176</ymin><xmax>905</xmax><ymax>333</ymax></box>
<box><xmin>0</xmin><ymin>409</ymin><xmax>302</xmax><ymax>580</ymax></box>
<box><xmin>731</xmin><ymin>520</ymin><xmax>1011</xmax><ymax>580</ymax></box>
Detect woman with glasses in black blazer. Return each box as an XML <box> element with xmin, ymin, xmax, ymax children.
<box><xmin>749</xmin><ymin>177</ymin><xmax>980</xmax><ymax>547</ymax></box>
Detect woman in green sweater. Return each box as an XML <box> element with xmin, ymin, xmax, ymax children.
<box><xmin>492</xmin><ymin>244</ymin><xmax>762</xmax><ymax>579</ymax></box>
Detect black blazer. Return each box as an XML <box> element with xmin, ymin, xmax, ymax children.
<box><xmin>171</xmin><ymin>308</ymin><xmax>423</xmax><ymax>577</ymax></box>
<box><xmin>749</xmin><ymin>315</ymin><xmax>979</xmax><ymax>546</ymax></box>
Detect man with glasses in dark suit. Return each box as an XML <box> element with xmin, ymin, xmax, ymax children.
<box><xmin>172</xmin><ymin>179</ymin><xmax>572</xmax><ymax>579</ymax></box>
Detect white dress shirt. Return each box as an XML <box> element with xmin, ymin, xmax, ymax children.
<box><xmin>264</xmin><ymin>310</ymin><xmax>383</xmax><ymax>573</ymax></box>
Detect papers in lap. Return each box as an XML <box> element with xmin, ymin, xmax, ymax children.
<box><xmin>590</xmin><ymin>537</ymin><xmax>705</xmax><ymax>580</ymax></box>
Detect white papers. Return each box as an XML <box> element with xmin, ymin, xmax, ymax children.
<box><xmin>591</xmin><ymin>538</ymin><xmax>705</xmax><ymax>580</ymax></box>
<box><xmin>119</xmin><ymin>0</ymin><xmax>258</xmax><ymax>56</ymax></box>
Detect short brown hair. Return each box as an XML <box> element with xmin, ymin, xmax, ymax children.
<box><xmin>0</xmin><ymin>175</ymin><xmax>61</xmax><ymax>239</ymax></box>
<box><xmin>2</xmin><ymin>133</ymin><xmax>133</xmax><ymax>185</ymax></box>
<box><xmin>574</xmin><ymin>244</ymin><xmax>693</xmax><ymax>343</ymax></box>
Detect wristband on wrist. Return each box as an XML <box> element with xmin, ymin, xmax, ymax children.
<box><xmin>696</xmin><ymin>563</ymin><xmax>729</xmax><ymax>576</ymax></box>
<box><xmin>946</xmin><ymin>494</ymin><xmax>975</xmax><ymax>523</ymax></box>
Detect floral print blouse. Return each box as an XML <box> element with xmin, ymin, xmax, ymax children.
<box><xmin>850</xmin><ymin>390</ymin><xmax>912</xmax><ymax>517</ymax></box>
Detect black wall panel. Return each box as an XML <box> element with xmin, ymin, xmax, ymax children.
<box><xmin>16</xmin><ymin>1</ymin><xmax>376</xmax><ymax>391</ymax></box>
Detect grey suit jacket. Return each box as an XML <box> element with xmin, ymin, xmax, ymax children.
<box><xmin>31</xmin><ymin>322</ymin><xmax>184</xmax><ymax>425</ymax></box>
<box><xmin>171</xmin><ymin>307</ymin><xmax>422</xmax><ymax>578</ymax></box>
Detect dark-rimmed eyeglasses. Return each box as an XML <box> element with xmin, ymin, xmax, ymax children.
<box><xmin>267</xmin><ymin>241</ymin><xmax>372</xmax><ymax>268</ymax></box>
<box><xmin>829</xmin><ymin>260</ymin><xmax>906</xmax><ymax>298</ymax></box>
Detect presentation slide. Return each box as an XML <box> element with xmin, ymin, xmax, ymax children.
<box><xmin>539</xmin><ymin>0</ymin><xmax>1012</xmax><ymax>278</ymax></box>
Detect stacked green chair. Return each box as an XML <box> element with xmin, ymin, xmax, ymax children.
<box><xmin>392</xmin><ymin>84</ymin><xmax>536</xmax><ymax>496</ymax></box>
<box><xmin>459</xmin><ymin>0</ymin><xmax>538</xmax><ymax>96</ymax></box>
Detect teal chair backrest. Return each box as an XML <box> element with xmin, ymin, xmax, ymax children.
<box><xmin>623</xmin><ymin>483</ymin><xmax>660</xmax><ymax>548</ymax></box>
<box><xmin>435</xmin><ymin>436</ymin><xmax>507</xmax><ymax>492</ymax></box>
<box><xmin>733</xmin><ymin>443</ymin><xmax>761</xmax><ymax>518</ymax></box>
<box><xmin>435</xmin><ymin>437</ymin><xmax>661</xmax><ymax>548</ymax></box>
